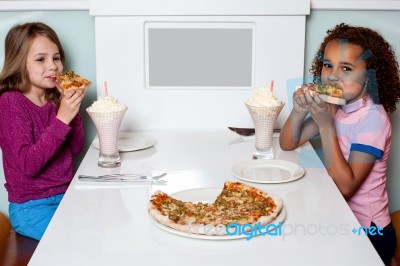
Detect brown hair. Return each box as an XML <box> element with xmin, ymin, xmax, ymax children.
<box><xmin>0</xmin><ymin>22</ymin><xmax>65</xmax><ymax>107</ymax></box>
<box><xmin>310</xmin><ymin>23</ymin><xmax>400</xmax><ymax>113</ymax></box>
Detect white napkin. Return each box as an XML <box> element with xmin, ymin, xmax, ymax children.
<box><xmin>73</xmin><ymin>179</ymin><xmax>163</xmax><ymax>190</ymax></box>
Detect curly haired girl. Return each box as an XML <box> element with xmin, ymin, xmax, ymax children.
<box><xmin>280</xmin><ymin>23</ymin><xmax>400</xmax><ymax>265</ymax></box>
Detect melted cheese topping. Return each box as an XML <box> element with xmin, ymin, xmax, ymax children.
<box><xmin>58</xmin><ymin>71</ymin><xmax>90</xmax><ymax>90</ymax></box>
<box><xmin>311</xmin><ymin>84</ymin><xmax>343</xmax><ymax>98</ymax></box>
<box><xmin>151</xmin><ymin>182</ymin><xmax>276</xmax><ymax>226</ymax></box>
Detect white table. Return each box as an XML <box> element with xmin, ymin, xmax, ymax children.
<box><xmin>29</xmin><ymin>131</ymin><xmax>384</xmax><ymax>266</ymax></box>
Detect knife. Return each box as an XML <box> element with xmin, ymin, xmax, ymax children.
<box><xmin>228</xmin><ymin>127</ymin><xmax>255</xmax><ymax>136</ymax></box>
<box><xmin>78</xmin><ymin>172</ymin><xmax>167</xmax><ymax>182</ymax></box>
<box><xmin>228</xmin><ymin>127</ymin><xmax>281</xmax><ymax>136</ymax></box>
<box><xmin>79</xmin><ymin>174</ymin><xmax>145</xmax><ymax>180</ymax></box>
<box><xmin>78</xmin><ymin>175</ymin><xmax>167</xmax><ymax>184</ymax></box>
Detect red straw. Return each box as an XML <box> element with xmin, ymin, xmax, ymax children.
<box><xmin>270</xmin><ymin>80</ymin><xmax>274</xmax><ymax>92</ymax></box>
<box><xmin>104</xmin><ymin>81</ymin><xmax>108</xmax><ymax>96</ymax></box>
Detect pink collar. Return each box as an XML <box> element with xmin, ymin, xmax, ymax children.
<box><xmin>341</xmin><ymin>95</ymin><xmax>371</xmax><ymax>114</ymax></box>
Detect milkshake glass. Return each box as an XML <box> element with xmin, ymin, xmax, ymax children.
<box><xmin>87</xmin><ymin>96</ymin><xmax>128</xmax><ymax>168</ymax></box>
<box><xmin>245</xmin><ymin>85</ymin><xmax>285</xmax><ymax>159</ymax></box>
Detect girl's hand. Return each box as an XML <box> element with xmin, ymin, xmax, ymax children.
<box><xmin>293</xmin><ymin>84</ymin><xmax>311</xmax><ymax>114</ymax></box>
<box><xmin>57</xmin><ymin>88</ymin><xmax>87</xmax><ymax>125</ymax></box>
<box><xmin>303</xmin><ymin>86</ymin><xmax>338</xmax><ymax>129</ymax></box>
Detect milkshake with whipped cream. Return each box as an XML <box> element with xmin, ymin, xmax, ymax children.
<box><xmin>87</xmin><ymin>96</ymin><xmax>128</xmax><ymax>167</ymax></box>
<box><xmin>245</xmin><ymin>85</ymin><xmax>285</xmax><ymax>159</ymax></box>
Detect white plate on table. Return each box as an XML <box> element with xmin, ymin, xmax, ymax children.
<box><xmin>149</xmin><ymin>187</ymin><xmax>286</xmax><ymax>240</ymax></box>
<box><xmin>92</xmin><ymin>132</ymin><xmax>156</xmax><ymax>152</ymax></box>
<box><xmin>231</xmin><ymin>159</ymin><xmax>305</xmax><ymax>184</ymax></box>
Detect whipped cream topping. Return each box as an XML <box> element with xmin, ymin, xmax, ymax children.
<box><xmin>87</xmin><ymin>96</ymin><xmax>127</xmax><ymax>112</ymax></box>
<box><xmin>245</xmin><ymin>86</ymin><xmax>284</xmax><ymax>107</ymax></box>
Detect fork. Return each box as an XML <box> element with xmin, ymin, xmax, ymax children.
<box><xmin>78</xmin><ymin>177</ymin><xmax>167</xmax><ymax>185</ymax></box>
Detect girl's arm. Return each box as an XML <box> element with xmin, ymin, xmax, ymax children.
<box><xmin>0</xmin><ymin>107</ymin><xmax>71</xmax><ymax>178</ymax></box>
<box><xmin>67</xmin><ymin>113</ymin><xmax>85</xmax><ymax>155</ymax></box>
<box><xmin>279</xmin><ymin>86</ymin><xmax>320</xmax><ymax>150</ymax></box>
<box><xmin>319</xmin><ymin>124</ymin><xmax>375</xmax><ymax>199</ymax></box>
<box><xmin>280</xmin><ymin>112</ymin><xmax>320</xmax><ymax>150</ymax></box>
<box><xmin>57</xmin><ymin>87</ymin><xmax>88</xmax><ymax>156</ymax></box>
<box><xmin>305</xmin><ymin>89</ymin><xmax>380</xmax><ymax>199</ymax></box>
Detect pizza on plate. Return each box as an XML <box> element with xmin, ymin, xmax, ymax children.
<box><xmin>56</xmin><ymin>71</ymin><xmax>91</xmax><ymax>92</ymax></box>
<box><xmin>148</xmin><ymin>181</ymin><xmax>283</xmax><ymax>236</ymax></box>
<box><xmin>309</xmin><ymin>84</ymin><xmax>345</xmax><ymax>105</ymax></box>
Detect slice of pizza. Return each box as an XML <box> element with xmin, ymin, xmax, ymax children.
<box><xmin>57</xmin><ymin>71</ymin><xmax>91</xmax><ymax>93</ymax></box>
<box><xmin>148</xmin><ymin>181</ymin><xmax>283</xmax><ymax>236</ymax></box>
<box><xmin>213</xmin><ymin>182</ymin><xmax>282</xmax><ymax>226</ymax></box>
<box><xmin>148</xmin><ymin>190</ymin><xmax>213</xmax><ymax>234</ymax></box>
<box><xmin>309</xmin><ymin>84</ymin><xmax>345</xmax><ymax>105</ymax></box>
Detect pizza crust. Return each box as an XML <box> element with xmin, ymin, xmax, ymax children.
<box><xmin>222</xmin><ymin>182</ymin><xmax>283</xmax><ymax>227</ymax></box>
<box><xmin>149</xmin><ymin>208</ymin><xmax>213</xmax><ymax>235</ymax></box>
<box><xmin>257</xmin><ymin>194</ymin><xmax>283</xmax><ymax>225</ymax></box>
<box><xmin>149</xmin><ymin>206</ymin><xmax>188</xmax><ymax>232</ymax></box>
<box><xmin>317</xmin><ymin>94</ymin><xmax>346</xmax><ymax>105</ymax></box>
<box><xmin>148</xmin><ymin>191</ymin><xmax>186</xmax><ymax>232</ymax></box>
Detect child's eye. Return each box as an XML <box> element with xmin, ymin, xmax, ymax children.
<box><xmin>323</xmin><ymin>63</ymin><xmax>332</xmax><ymax>68</ymax></box>
<box><xmin>53</xmin><ymin>56</ymin><xmax>61</xmax><ymax>61</ymax></box>
<box><xmin>341</xmin><ymin>66</ymin><xmax>352</xmax><ymax>71</ymax></box>
<box><xmin>35</xmin><ymin>57</ymin><xmax>45</xmax><ymax>62</ymax></box>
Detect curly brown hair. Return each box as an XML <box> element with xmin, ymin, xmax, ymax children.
<box><xmin>0</xmin><ymin>22</ymin><xmax>65</xmax><ymax>107</ymax></box>
<box><xmin>310</xmin><ymin>23</ymin><xmax>400</xmax><ymax>113</ymax></box>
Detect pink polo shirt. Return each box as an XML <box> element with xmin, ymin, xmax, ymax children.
<box><xmin>334</xmin><ymin>95</ymin><xmax>391</xmax><ymax>228</ymax></box>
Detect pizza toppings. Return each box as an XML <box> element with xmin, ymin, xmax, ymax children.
<box><xmin>213</xmin><ymin>183</ymin><xmax>277</xmax><ymax>223</ymax></box>
<box><xmin>56</xmin><ymin>71</ymin><xmax>91</xmax><ymax>92</ymax></box>
<box><xmin>155</xmin><ymin>193</ymin><xmax>192</xmax><ymax>223</ymax></box>
<box><xmin>308</xmin><ymin>84</ymin><xmax>345</xmax><ymax>105</ymax></box>
<box><xmin>148</xmin><ymin>181</ymin><xmax>283</xmax><ymax>236</ymax></box>
<box><xmin>310</xmin><ymin>84</ymin><xmax>343</xmax><ymax>98</ymax></box>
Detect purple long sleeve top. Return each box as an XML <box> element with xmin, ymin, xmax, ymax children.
<box><xmin>0</xmin><ymin>90</ymin><xmax>84</xmax><ymax>203</ymax></box>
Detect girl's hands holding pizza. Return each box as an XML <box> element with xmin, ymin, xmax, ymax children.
<box><xmin>303</xmin><ymin>86</ymin><xmax>338</xmax><ymax>129</ymax></box>
<box><xmin>293</xmin><ymin>84</ymin><xmax>312</xmax><ymax>114</ymax></box>
<box><xmin>56</xmin><ymin>88</ymin><xmax>88</xmax><ymax>125</ymax></box>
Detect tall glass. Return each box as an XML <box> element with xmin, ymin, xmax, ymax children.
<box><xmin>245</xmin><ymin>103</ymin><xmax>284</xmax><ymax>159</ymax></box>
<box><xmin>87</xmin><ymin>108</ymin><xmax>127</xmax><ymax>168</ymax></box>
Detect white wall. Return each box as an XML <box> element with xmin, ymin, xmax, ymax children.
<box><xmin>94</xmin><ymin>15</ymin><xmax>306</xmax><ymax>132</ymax></box>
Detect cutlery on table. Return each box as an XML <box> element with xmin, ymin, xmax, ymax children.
<box><xmin>78</xmin><ymin>172</ymin><xmax>167</xmax><ymax>183</ymax></box>
<box><xmin>228</xmin><ymin>127</ymin><xmax>255</xmax><ymax>136</ymax></box>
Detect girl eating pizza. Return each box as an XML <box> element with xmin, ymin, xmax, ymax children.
<box><xmin>279</xmin><ymin>23</ymin><xmax>400</xmax><ymax>265</ymax></box>
<box><xmin>0</xmin><ymin>22</ymin><xmax>90</xmax><ymax>240</ymax></box>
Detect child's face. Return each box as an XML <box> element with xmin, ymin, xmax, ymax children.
<box><xmin>26</xmin><ymin>35</ymin><xmax>63</xmax><ymax>92</ymax></box>
<box><xmin>321</xmin><ymin>40</ymin><xmax>368</xmax><ymax>104</ymax></box>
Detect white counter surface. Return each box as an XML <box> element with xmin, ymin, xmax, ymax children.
<box><xmin>29</xmin><ymin>131</ymin><xmax>384</xmax><ymax>266</ymax></box>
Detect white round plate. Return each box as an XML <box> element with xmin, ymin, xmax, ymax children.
<box><xmin>231</xmin><ymin>159</ymin><xmax>305</xmax><ymax>184</ymax></box>
<box><xmin>92</xmin><ymin>132</ymin><xmax>156</xmax><ymax>152</ymax></box>
<box><xmin>149</xmin><ymin>187</ymin><xmax>286</xmax><ymax>240</ymax></box>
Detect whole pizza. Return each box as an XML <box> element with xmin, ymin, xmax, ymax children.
<box><xmin>148</xmin><ymin>181</ymin><xmax>283</xmax><ymax>236</ymax></box>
